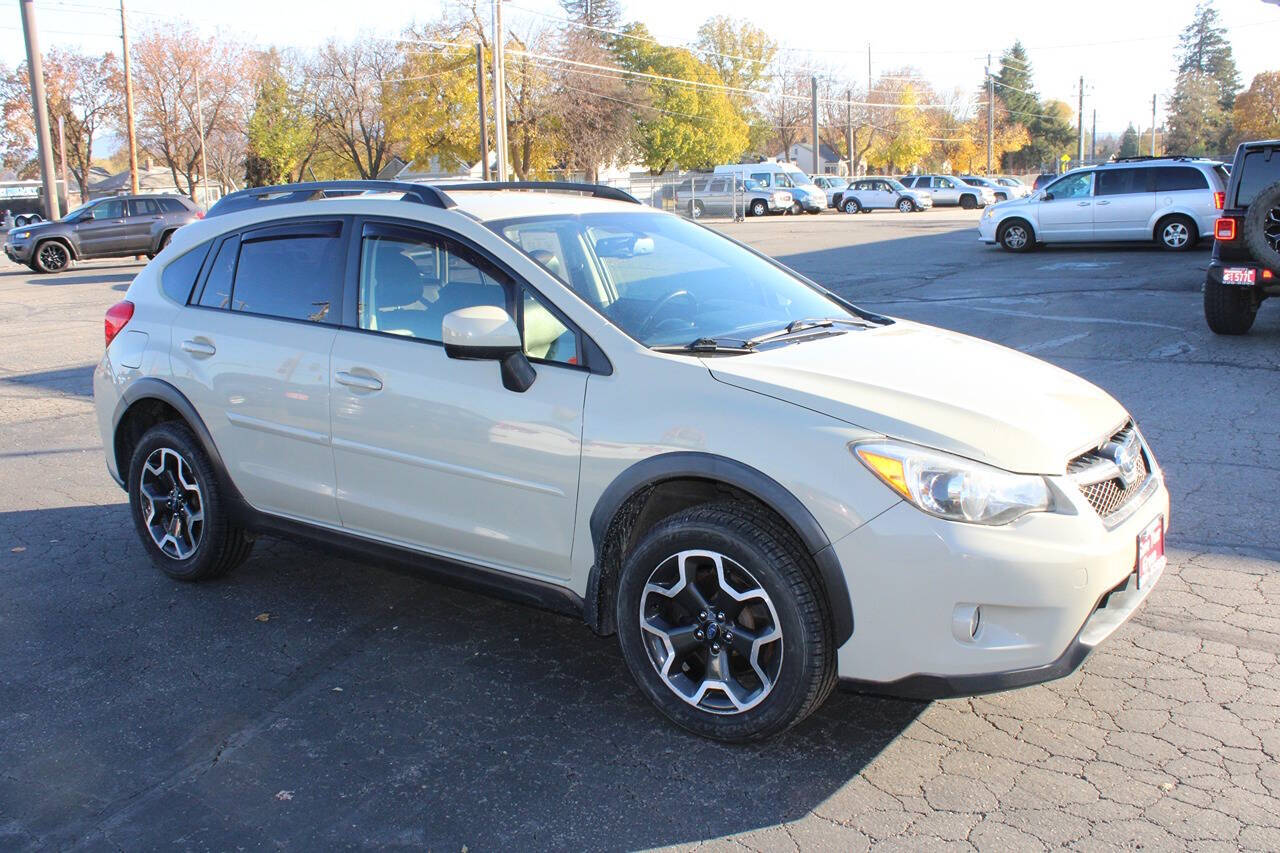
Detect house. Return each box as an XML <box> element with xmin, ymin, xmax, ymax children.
<box><xmin>778</xmin><ymin>142</ymin><xmax>843</xmax><ymax>175</ymax></box>
<box><xmin>90</xmin><ymin>162</ymin><xmax>223</xmax><ymax>207</ymax></box>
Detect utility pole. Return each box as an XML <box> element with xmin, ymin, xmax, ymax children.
<box><xmin>866</xmin><ymin>43</ymin><xmax>871</xmax><ymax>100</ymax></box>
<box><xmin>57</xmin><ymin>114</ymin><xmax>69</xmax><ymax>210</ymax></box>
<box><xmin>844</xmin><ymin>88</ymin><xmax>853</xmax><ymax>177</ymax></box>
<box><xmin>19</xmin><ymin>0</ymin><xmax>60</xmax><ymax>220</ymax></box>
<box><xmin>1151</xmin><ymin>94</ymin><xmax>1157</xmax><ymax>156</ymax></box>
<box><xmin>120</xmin><ymin>0</ymin><xmax>139</xmax><ymax>195</ymax></box>
<box><xmin>986</xmin><ymin>54</ymin><xmax>994</xmax><ymax>175</ymax></box>
<box><xmin>194</xmin><ymin>68</ymin><xmax>208</xmax><ymax>207</ymax></box>
<box><xmin>1091</xmin><ymin>109</ymin><xmax>1097</xmax><ymax>161</ymax></box>
<box><xmin>1076</xmin><ymin>75</ymin><xmax>1084</xmax><ymax>165</ymax></box>
<box><xmin>475</xmin><ymin>44</ymin><xmax>489</xmax><ymax>181</ymax></box>
<box><xmin>491</xmin><ymin>0</ymin><xmax>508</xmax><ymax>181</ymax></box>
<box><xmin>810</xmin><ymin>76</ymin><xmax>819</xmax><ymax>176</ymax></box>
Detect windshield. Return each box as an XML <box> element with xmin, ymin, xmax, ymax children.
<box><xmin>490</xmin><ymin>211</ymin><xmax>858</xmax><ymax>348</ymax></box>
<box><xmin>785</xmin><ymin>169</ymin><xmax>816</xmax><ymax>187</ymax></box>
<box><xmin>884</xmin><ymin>178</ymin><xmax>908</xmax><ymax>191</ymax></box>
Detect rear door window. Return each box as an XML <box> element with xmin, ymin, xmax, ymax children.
<box><xmin>227</xmin><ymin>222</ymin><xmax>345</xmax><ymax>323</ymax></box>
<box><xmin>1235</xmin><ymin>148</ymin><xmax>1280</xmax><ymax>207</ymax></box>
<box><xmin>129</xmin><ymin>198</ymin><xmax>161</xmax><ymax>217</ymax></box>
<box><xmin>1153</xmin><ymin>166</ymin><xmax>1208</xmax><ymax>192</ymax></box>
<box><xmin>1096</xmin><ymin>168</ymin><xmax>1150</xmax><ymax>196</ymax></box>
<box><xmin>158</xmin><ymin>198</ymin><xmax>189</xmax><ymax>213</ymax></box>
<box><xmin>197</xmin><ymin>235</ymin><xmax>239</xmax><ymax>309</ymax></box>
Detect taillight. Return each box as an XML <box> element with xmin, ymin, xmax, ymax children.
<box><xmin>1214</xmin><ymin>217</ymin><xmax>1237</xmax><ymax>241</ymax></box>
<box><xmin>1265</xmin><ymin>269</ymin><xmax>1274</xmax><ymax>281</ymax></box>
<box><xmin>1213</xmin><ymin>190</ymin><xmax>1225</xmax><ymax>210</ymax></box>
<box><xmin>105</xmin><ymin>300</ymin><xmax>134</xmax><ymax>347</ymax></box>
<box><xmin>195</xmin><ymin>210</ymin><xmax>204</xmax><ymax>219</ymax></box>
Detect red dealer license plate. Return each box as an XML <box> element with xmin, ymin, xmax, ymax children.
<box><xmin>1137</xmin><ymin>516</ymin><xmax>1166</xmax><ymax>590</ymax></box>
<box><xmin>1222</xmin><ymin>267</ymin><xmax>1256</xmax><ymax>285</ymax></box>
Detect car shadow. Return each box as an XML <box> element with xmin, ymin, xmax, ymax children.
<box><xmin>0</xmin><ymin>504</ymin><xmax>924</xmax><ymax>849</ymax></box>
<box><xmin>20</xmin><ymin>271</ymin><xmax>138</xmax><ymax>286</ymax></box>
<box><xmin>0</xmin><ymin>363</ymin><xmax>94</xmax><ymax>397</ymax></box>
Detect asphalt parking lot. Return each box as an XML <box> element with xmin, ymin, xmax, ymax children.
<box><xmin>2</xmin><ymin>207</ymin><xmax>1279</xmax><ymax>850</ymax></box>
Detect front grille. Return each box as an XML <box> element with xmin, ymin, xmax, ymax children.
<box><xmin>1068</xmin><ymin>424</ymin><xmax>1152</xmax><ymax>522</ymax></box>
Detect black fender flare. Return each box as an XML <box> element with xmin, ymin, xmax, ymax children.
<box><xmin>112</xmin><ymin>377</ymin><xmax>251</xmax><ymax>519</ymax></box>
<box><xmin>587</xmin><ymin>452</ymin><xmax>854</xmax><ymax>645</ymax></box>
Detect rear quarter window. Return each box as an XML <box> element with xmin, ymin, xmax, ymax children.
<box><xmin>160</xmin><ymin>241</ymin><xmax>211</xmax><ymax>304</ymax></box>
<box><xmin>1153</xmin><ymin>166</ymin><xmax>1208</xmax><ymax>193</ymax></box>
<box><xmin>1234</xmin><ymin>148</ymin><xmax>1280</xmax><ymax>207</ymax></box>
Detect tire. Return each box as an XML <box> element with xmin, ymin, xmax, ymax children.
<box><xmin>1156</xmin><ymin>214</ymin><xmax>1197</xmax><ymax>251</ymax></box>
<box><xmin>898</xmin><ymin>198</ymin><xmax>916</xmax><ymax>213</ymax></box>
<box><xmin>615</xmin><ymin>501</ymin><xmax>837</xmax><ymax>742</ymax></box>
<box><xmin>127</xmin><ymin>421</ymin><xmax>253</xmax><ymax>581</ymax></box>
<box><xmin>790</xmin><ymin>201</ymin><xmax>803</xmax><ymax>215</ymax></box>
<box><xmin>998</xmin><ymin>219</ymin><xmax>1035</xmax><ymax>252</ymax></box>
<box><xmin>1204</xmin><ymin>279</ymin><xmax>1258</xmax><ymax>335</ymax></box>
<box><xmin>158</xmin><ymin>230</ymin><xmax>174</xmax><ymax>252</ymax></box>
<box><xmin>1242</xmin><ymin>181</ymin><xmax>1280</xmax><ymax>270</ymax></box>
<box><xmin>960</xmin><ymin>194</ymin><xmax>977</xmax><ymax>210</ymax></box>
<box><xmin>689</xmin><ymin>200</ymin><xmax>705</xmax><ymax>219</ymax></box>
<box><xmin>995</xmin><ymin>192</ymin><xmax>1008</xmax><ymax>202</ymax></box>
<box><xmin>749</xmin><ymin>199</ymin><xmax>767</xmax><ymax>217</ymax></box>
<box><xmin>843</xmin><ymin>198</ymin><xmax>861</xmax><ymax>214</ymax></box>
<box><xmin>33</xmin><ymin>240</ymin><xmax>71</xmax><ymax>273</ymax></box>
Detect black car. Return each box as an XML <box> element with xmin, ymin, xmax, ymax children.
<box><xmin>1031</xmin><ymin>173</ymin><xmax>1057</xmax><ymax>191</ymax></box>
<box><xmin>1203</xmin><ymin>139</ymin><xmax>1280</xmax><ymax>334</ymax></box>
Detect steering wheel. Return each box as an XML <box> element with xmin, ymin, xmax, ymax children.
<box><xmin>637</xmin><ymin>290</ymin><xmax>698</xmax><ymax>339</ymax></box>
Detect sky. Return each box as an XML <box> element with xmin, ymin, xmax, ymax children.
<box><xmin>4</xmin><ymin>0</ymin><xmax>1280</xmax><ymax>137</ymax></box>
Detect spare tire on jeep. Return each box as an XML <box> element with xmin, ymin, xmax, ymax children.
<box><xmin>1242</xmin><ymin>180</ymin><xmax>1280</xmax><ymax>271</ymax></box>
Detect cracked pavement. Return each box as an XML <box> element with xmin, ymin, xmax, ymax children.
<box><xmin>2</xmin><ymin>209</ymin><xmax>1278</xmax><ymax>850</ymax></box>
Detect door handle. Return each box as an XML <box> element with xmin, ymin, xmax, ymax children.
<box><xmin>1076</xmin><ymin>201</ymin><xmax>1091</xmax><ymax>206</ymax></box>
<box><xmin>1096</xmin><ymin>200</ymin><xmax>1111</xmax><ymax>206</ymax></box>
<box><xmin>181</xmin><ymin>339</ymin><xmax>216</xmax><ymax>357</ymax></box>
<box><xmin>335</xmin><ymin>370</ymin><xmax>383</xmax><ymax>392</ymax></box>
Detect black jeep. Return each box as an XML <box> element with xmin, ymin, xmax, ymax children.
<box><xmin>1204</xmin><ymin>139</ymin><xmax>1280</xmax><ymax>334</ymax></box>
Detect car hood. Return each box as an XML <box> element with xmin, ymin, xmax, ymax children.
<box><xmin>9</xmin><ymin>220</ymin><xmax>62</xmax><ymax>237</ymax></box>
<box><xmin>904</xmin><ymin>189</ymin><xmax>932</xmax><ymax>200</ymax></box>
<box><xmin>706</xmin><ymin>320</ymin><xmax>1127</xmax><ymax>475</ymax></box>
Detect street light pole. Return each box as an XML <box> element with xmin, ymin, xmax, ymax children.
<box><xmin>19</xmin><ymin>0</ymin><xmax>60</xmax><ymax>220</ymax></box>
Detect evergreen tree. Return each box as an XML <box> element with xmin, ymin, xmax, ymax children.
<box><xmin>1118</xmin><ymin>124</ymin><xmax>1140</xmax><ymax>158</ymax></box>
<box><xmin>1175</xmin><ymin>2</ymin><xmax>1240</xmax><ymax>109</ymax></box>
<box><xmin>994</xmin><ymin>42</ymin><xmax>1038</xmax><ymax>124</ymax></box>
<box><xmin>1166</xmin><ymin>71</ymin><xmax>1229</xmax><ymax>155</ymax></box>
<box><xmin>559</xmin><ymin>0</ymin><xmax>623</xmax><ymax>47</ymax></box>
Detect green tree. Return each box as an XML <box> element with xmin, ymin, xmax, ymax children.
<box><xmin>559</xmin><ymin>0</ymin><xmax>622</xmax><ymax>47</ymax></box>
<box><xmin>694</xmin><ymin>16</ymin><xmax>776</xmax><ymax>151</ymax></box>
<box><xmin>614</xmin><ymin>23</ymin><xmax>747</xmax><ymax>173</ymax></box>
<box><xmin>868</xmin><ymin>84</ymin><xmax>931</xmax><ymax>173</ymax></box>
<box><xmin>1166</xmin><ymin>70</ymin><xmax>1229</xmax><ymax>155</ymax></box>
<box><xmin>994</xmin><ymin>42</ymin><xmax>1038</xmax><ymax>125</ymax></box>
<box><xmin>245</xmin><ymin>51</ymin><xmax>315</xmax><ymax>187</ymax></box>
<box><xmin>1176</xmin><ymin>1</ymin><xmax>1239</xmax><ymax>109</ymax></box>
<box><xmin>1118</xmin><ymin>123</ymin><xmax>1140</xmax><ymax>158</ymax></box>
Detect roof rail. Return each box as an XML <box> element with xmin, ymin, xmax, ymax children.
<box><xmin>434</xmin><ymin>181</ymin><xmax>641</xmax><ymax>205</ymax></box>
<box><xmin>1109</xmin><ymin>154</ymin><xmax>1196</xmax><ymax>164</ymax></box>
<box><xmin>206</xmin><ymin>180</ymin><xmax>455</xmax><ymax>217</ymax></box>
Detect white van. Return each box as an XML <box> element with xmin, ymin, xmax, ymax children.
<box><xmin>714</xmin><ymin>162</ymin><xmax>826</xmax><ymax>214</ymax></box>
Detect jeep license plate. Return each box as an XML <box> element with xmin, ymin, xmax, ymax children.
<box><xmin>1222</xmin><ymin>267</ymin><xmax>1256</xmax><ymax>285</ymax></box>
<box><xmin>1137</xmin><ymin>516</ymin><xmax>1166</xmax><ymax>590</ymax></box>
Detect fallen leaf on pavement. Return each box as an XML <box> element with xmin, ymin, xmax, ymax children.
<box><xmin>255</xmin><ymin>613</ymin><xmax>270</xmax><ymax>622</ymax></box>
<box><xmin>275</xmin><ymin>790</ymin><xmax>294</xmax><ymax>801</ymax></box>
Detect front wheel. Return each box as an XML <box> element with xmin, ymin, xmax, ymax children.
<box><xmin>749</xmin><ymin>199</ymin><xmax>767</xmax><ymax>217</ymax></box>
<box><xmin>127</xmin><ymin>421</ymin><xmax>253</xmax><ymax>581</ymax></box>
<box><xmin>960</xmin><ymin>194</ymin><xmax>978</xmax><ymax>210</ymax></box>
<box><xmin>34</xmin><ymin>241</ymin><xmax>71</xmax><ymax>273</ymax></box>
<box><xmin>998</xmin><ymin>219</ymin><xmax>1034</xmax><ymax>252</ymax></box>
<box><xmin>843</xmin><ymin>198</ymin><xmax>861</xmax><ymax>214</ymax></box>
<box><xmin>1157</xmin><ymin>215</ymin><xmax>1197</xmax><ymax>251</ymax></box>
<box><xmin>615</xmin><ymin>502</ymin><xmax>837</xmax><ymax>742</ymax></box>
<box><xmin>790</xmin><ymin>201</ymin><xmax>803</xmax><ymax>216</ymax></box>
<box><xmin>898</xmin><ymin>198</ymin><xmax>916</xmax><ymax>213</ymax></box>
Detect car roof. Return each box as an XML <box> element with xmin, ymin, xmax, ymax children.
<box><xmin>448</xmin><ymin>190</ymin><xmax>650</xmax><ymax>221</ymax></box>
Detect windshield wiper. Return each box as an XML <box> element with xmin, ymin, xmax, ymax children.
<box><xmin>744</xmin><ymin>317</ymin><xmax>873</xmax><ymax>348</ymax></box>
<box><xmin>651</xmin><ymin>337</ymin><xmax>751</xmax><ymax>354</ymax></box>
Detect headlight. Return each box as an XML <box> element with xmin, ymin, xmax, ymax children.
<box><xmin>853</xmin><ymin>441</ymin><xmax>1051</xmax><ymax>525</ymax></box>
<box><xmin>984</xmin><ymin>208</ymin><xmax>996</xmax><ymax>218</ymax></box>
<box><xmin>13</xmin><ymin>230</ymin><xmax>31</xmax><ymax>240</ymax></box>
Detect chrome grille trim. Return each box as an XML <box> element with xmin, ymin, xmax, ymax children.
<box><xmin>1068</xmin><ymin>423</ymin><xmax>1158</xmax><ymax>527</ymax></box>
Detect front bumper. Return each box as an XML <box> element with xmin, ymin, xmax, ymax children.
<box><xmin>4</xmin><ymin>240</ymin><xmax>32</xmax><ymax>263</ymax></box>
<box><xmin>977</xmin><ymin>213</ymin><xmax>999</xmax><ymax>243</ymax></box>
<box><xmin>831</xmin><ymin>472</ymin><xmax>1170</xmax><ymax>694</ymax></box>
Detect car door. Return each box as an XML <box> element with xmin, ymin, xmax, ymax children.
<box><xmin>328</xmin><ymin>220</ymin><xmax>588</xmax><ymax>580</ymax></box>
<box><xmin>1093</xmin><ymin>167</ymin><xmax>1154</xmax><ymax>240</ymax></box>
<box><xmin>706</xmin><ymin>177</ymin><xmax>732</xmax><ymax>216</ymax></box>
<box><xmin>926</xmin><ymin>177</ymin><xmax>954</xmax><ymax>205</ymax></box>
<box><xmin>73</xmin><ymin>198</ymin><xmax>128</xmax><ymax>256</ymax></box>
<box><xmin>1153</xmin><ymin>165</ymin><xmax>1212</xmax><ymax>231</ymax></box>
<box><xmin>169</xmin><ymin>219</ymin><xmax>346</xmax><ymax>525</ymax></box>
<box><xmin>869</xmin><ymin>180</ymin><xmax>895</xmax><ymax>208</ymax></box>
<box><xmin>1036</xmin><ymin>171</ymin><xmax>1095</xmax><ymax>241</ymax></box>
<box><xmin>126</xmin><ymin>197</ymin><xmax>163</xmax><ymax>252</ymax></box>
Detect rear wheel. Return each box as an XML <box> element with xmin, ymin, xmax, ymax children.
<box><xmin>843</xmin><ymin>198</ymin><xmax>861</xmax><ymax>214</ymax></box>
<box><xmin>998</xmin><ymin>219</ymin><xmax>1034</xmax><ymax>252</ymax></box>
<box><xmin>689</xmin><ymin>199</ymin><xmax>705</xmax><ymax>219</ymax></box>
<box><xmin>960</xmin><ymin>194</ymin><xmax>978</xmax><ymax>210</ymax></box>
<box><xmin>615</xmin><ymin>502</ymin><xmax>836</xmax><ymax>742</ymax></box>
<box><xmin>1157</xmin><ymin>214</ymin><xmax>1197</xmax><ymax>251</ymax></box>
<box><xmin>1204</xmin><ymin>279</ymin><xmax>1258</xmax><ymax>335</ymax></box>
<box><xmin>33</xmin><ymin>240</ymin><xmax>71</xmax><ymax>273</ymax></box>
<box><xmin>127</xmin><ymin>421</ymin><xmax>253</xmax><ymax>581</ymax></box>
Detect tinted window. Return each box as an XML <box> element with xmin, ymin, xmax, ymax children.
<box><xmin>231</xmin><ymin>231</ymin><xmax>343</xmax><ymax>322</ymax></box>
<box><xmin>358</xmin><ymin>229</ymin><xmax>510</xmax><ymax>342</ymax></box>
<box><xmin>157</xmin><ymin>198</ymin><xmax>188</xmax><ymax>213</ymax></box>
<box><xmin>1235</xmin><ymin>149</ymin><xmax>1280</xmax><ymax>207</ymax></box>
<box><xmin>129</xmin><ymin>198</ymin><xmax>161</xmax><ymax>217</ymax></box>
<box><xmin>197</xmin><ymin>236</ymin><xmax>239</xmax><ymax>309</ymax></box>
<box><xmin>160</xmin><ymin>241</ymin><xmax>210</xmax><ymax>304</ymax></box>
<box><xmin>1096</xmin><ymin>168</ymin><xmax>1149</xmax><ymax>196</ymax></box>
<box><xmin>1153</xmin><ymin>166</ymin><xmax>1207</xmax><ymax>193</ymax></box>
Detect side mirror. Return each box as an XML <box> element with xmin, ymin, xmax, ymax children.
<box><xmin>1042</xmin><ymin>192</ymin><xmax>1054</xmax><ymax>201</ymax></box>
<box><xmin>441</xmin><ymin>305</ymin><xmax>536</xmax><ymax>393</ymax></box>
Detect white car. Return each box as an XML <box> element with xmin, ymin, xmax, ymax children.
<box><xmin>94</xmin><ymin>179</ymin><xmax>1170</xmax><ymax>742</ymax></box>
<box><xmin>810</xmin><ymin>175</ymin><xmax>849</xmax><ymax>208</ymax></box>
<box><xmin>992</xmin><ymin>176</ymin><xmax>1032</xmax><ymax>199</ymax></box>
<box><xmin>900</xmin><ymin>174</ymin><xmax>995</xmax><ymax>208</ymax></box>
<box><xmin>979</xmin><ymin>158</ymin><xmax>1229</xmax><ymax>252</ymax></box>
<box><xmin>838</xmin><ymin>177</ymin><xmax>933</xmax><ymax>213</ymax></box>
